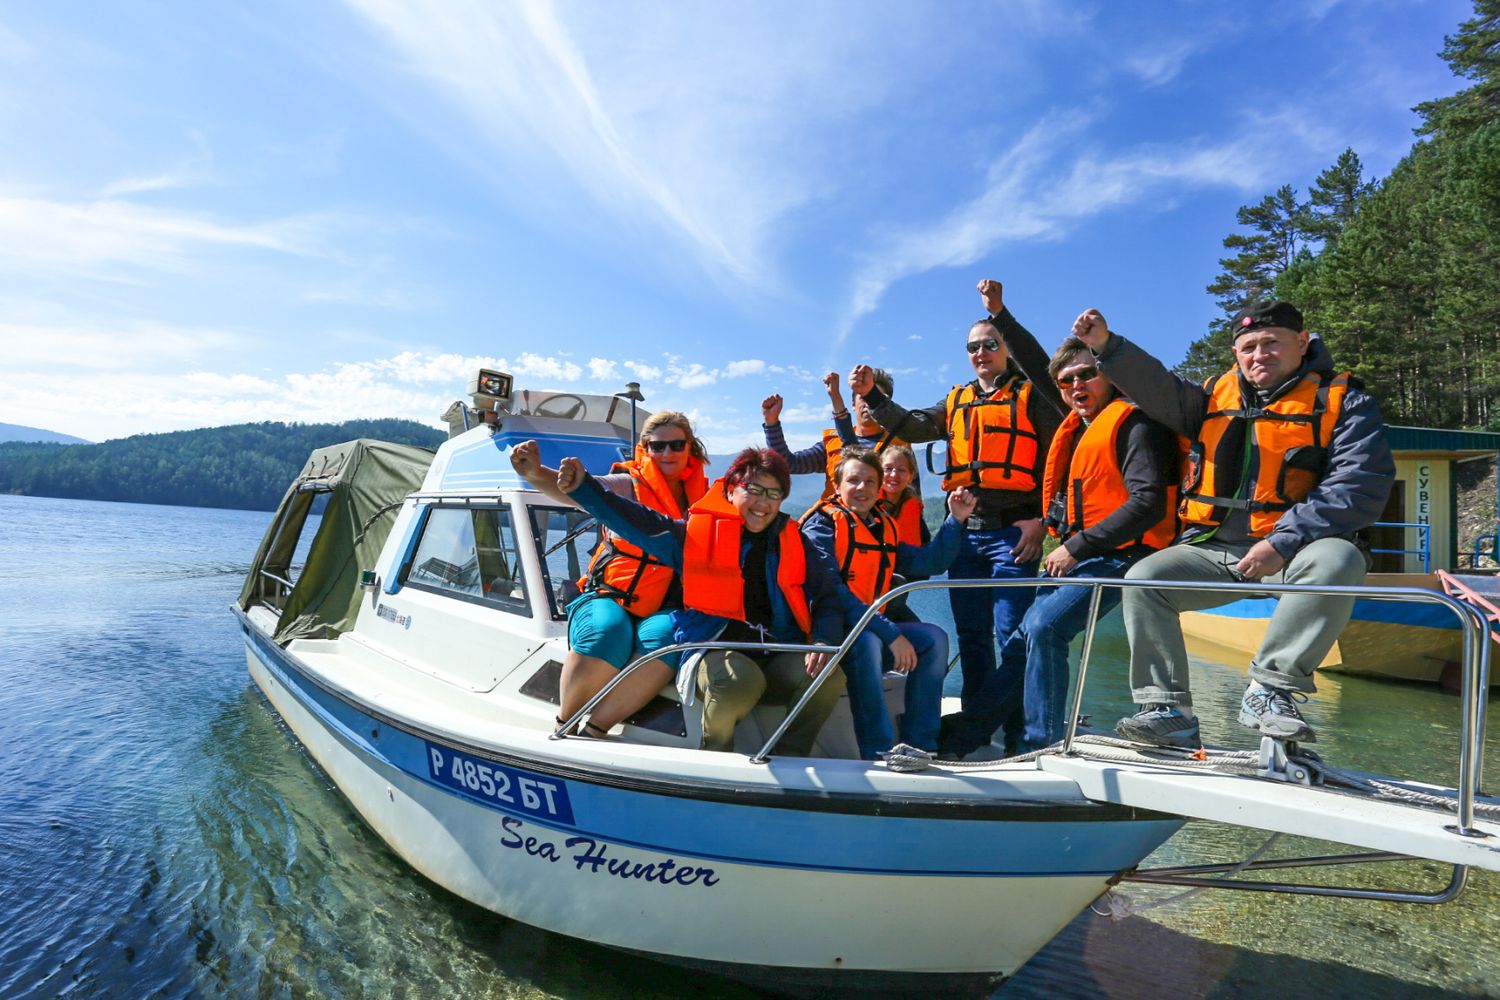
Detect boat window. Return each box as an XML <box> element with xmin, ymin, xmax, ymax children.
<box><xmin>529</xmin><ymin>506</ymin><xmax>604</xmax><ymax>621</ymax></box>
<box><xmin>401</xmin><ymin>505</ymin><xmax>529</xmax><ymax>614</ymax></box>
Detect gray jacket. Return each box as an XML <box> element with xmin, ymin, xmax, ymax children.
<box><xmin>1094</xmin><ymin>333</ymin><xmax>1395</xmax><ymax>559</ymax></box>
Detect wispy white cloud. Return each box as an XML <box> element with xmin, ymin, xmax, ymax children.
<box><xmin>0</xmin><ymin>193</ymin><xmax>323</xmax><ymax>279</ymax></box>
<box><xmin>835</xmin><ymin>109</ymin><xmax>1311</xmax><ymax>347</ymax></box>
<box><xmin>340</xmin><ymin>0</ymin><xmax>1018</xmax><ymax>290</ymax></box>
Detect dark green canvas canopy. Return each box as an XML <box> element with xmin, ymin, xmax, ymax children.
<box><xmin>238</xmin><ymin>439</ymin><xmax>434</xmax><ymax>642</ymax></box>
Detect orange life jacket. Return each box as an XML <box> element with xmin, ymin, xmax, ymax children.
<box><xmin>942</xmin><ymin>377</ymin><xmax>1040</xmax><ymax>492</ymax></box>
<box><xmin>812</xmin><ymin>497</ymin><xmax>900</xmax><ymax>604</ymax></box>
<box><xmin>1040</xmin><ymin>398</ymin><xmax>1178</xmax><ymax>551</ymax></box>
<box><xmin>582</xmin><ymin>448</ymin><xmax>708</xmax><ymax>616</ymax></box>
<box><xmin>681</xmin><ymin>481</ymin><xmax>813</xmax><ymax>636</ymax></box>
<box><xmin>882</xmin><ymin>491</ymin><xmax>926</xmax><ymax>547</ymax></box>
<box><xmin>802</xmin><ymin>426</ymin><xmax>907</xmax><ymax>519</ymax></box>
<box><xmin>1179</xmin><ymin>367</ymin><xmax>1349</xmax><ymax>537</ymax></box>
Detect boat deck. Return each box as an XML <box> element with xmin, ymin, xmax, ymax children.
<box><xmin>1039</xmin><ymin>746</ymin><xmax>1500</xmax><ymax>871</ymax></box>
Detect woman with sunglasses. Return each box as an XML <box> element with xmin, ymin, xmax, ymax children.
<box><xmin>802</xmin><ymin>450</ymin><xmax>976</xmax><ymax>758</ymax></box>
<box><xmin>850</xmin><ymin>284</ymin><xmax>1063</xmax><ymax>756</ymax></box>
<box><xmin>555</xmin><ymin>447</ymin><xmax>850</xmax><ymax>756</ymax></box>
<box><xmin>510</xmin><ymin>412</ymin><xmax>709</xmax><ymax>738</ymax></box>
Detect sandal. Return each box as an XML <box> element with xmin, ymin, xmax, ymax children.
<box><xmin>582</xmin><ymin>720</ymin><xmax>613</xmax><ymax>739</ymax></box>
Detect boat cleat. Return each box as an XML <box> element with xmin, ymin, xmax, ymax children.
<box><xmin>1256</xmin><ymin>735</ymin><xmax>1322</xmax><ymax>786</ymax></box>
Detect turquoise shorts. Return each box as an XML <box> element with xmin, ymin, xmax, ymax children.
<box><xmin>566</xmin><ymin>594</ymin><xmax>680</xmax><ymax>670</ymax></box>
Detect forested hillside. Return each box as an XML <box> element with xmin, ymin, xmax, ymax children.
<box><xmin>1176</xmin><ymin>0</ymin><xmax>1500</xmax><ymax>430</ymax></box>
<box><xmin>0</xmin><ymin>419</ymin><xmax>444</xmax><ymax>511</ymax></box>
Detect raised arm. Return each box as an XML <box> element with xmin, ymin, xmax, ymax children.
<box><xmin>557</xmin><ymin>459</ymin><xmax>686</xmax><ymax>569</ymax></box>
<box><xmin>1073</xmin><ymin>309</ymin><xmax>1209</xmax><ymax>438</ymax></box>
<box><xmin>979</xmin><ymin>279</ymin><xmax>1065</xmax><ymax>418</ymax></box>
<box><xmin>895</xmin><ymin>488</ymin><xmax>975</xmax><ymax>578</ymax></box>
<box><xmin>509</xmin><ymin>440</ymin><xmax>576</xmax><ymax>506</ymax></box>
<box><xmin>851</xmin><ymin>364</ymin><xmax>948</xmax><ymax>444</ymax></box>
<box><xmin>761</xmin><ymin>392</ymin><xmax>834</xmax><ymax>474</ymax></box>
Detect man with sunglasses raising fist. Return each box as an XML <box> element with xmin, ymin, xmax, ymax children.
<box><xmin>936</xmin><ymin>280</ymin><xmax>1180</xmax><ymax>758</ymax></box>
<box><xmin>850</xmin><ymin>282</ymin><xmax>1063</xmax><ymax>756</ymax></box>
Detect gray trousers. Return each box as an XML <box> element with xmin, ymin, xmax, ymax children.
<box><xmin>697</xmin><ymin>650</ymin><xmax>847</xmax><ymax>755</ymax></box>
<box><xmin>1122</xmin><ymin>537</ymin><xmax>1367</xmax><ymax>706</ymax></box>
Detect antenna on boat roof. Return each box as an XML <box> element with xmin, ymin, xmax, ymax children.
<box><xmin>614</xmin><ymin>381</ymin><xmax>644</xmax><ymax>441</ymax></box>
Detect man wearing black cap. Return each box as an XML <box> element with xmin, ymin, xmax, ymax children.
<box><xmin>1070</xmin><ymin>302</ymin><xmax>1394</xmax><ymax>747</ymax></box>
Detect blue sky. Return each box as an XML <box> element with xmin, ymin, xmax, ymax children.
<box><xmin>0</xmin><ymin>0</ymin><xmax>1471</xmax><ymax>450</ymax></box>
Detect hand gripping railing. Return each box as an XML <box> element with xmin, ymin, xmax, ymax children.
<box><xmin>556</xmin><ymin>575</ymin><xmax>1491</xmax><ymax>838</ymax></box>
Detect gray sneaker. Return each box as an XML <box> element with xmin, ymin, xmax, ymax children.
<box><xmin>1237</xmin><ymin>683</ymin><xmax>1316</xmax><ymax>743</ymax></box>
<box><xmin>1115</xmin><ymin>704</ymin><xmax>1202</xmax><ymax>749</ymax></box>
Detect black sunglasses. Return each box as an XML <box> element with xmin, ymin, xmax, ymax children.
<box><xmin>1056</xmin><ymin>366</ymin><xmax>1100</xmax><ymax>387</ymax></box>
<box><xmin>966</xmin><ymin>337</ymin><xmax>1001</xmax><ymax>354</ymax></box>
<box><xmin>645</xmin><ymin>439</ymin><xmax>689</xmax><ymax>453</ymax></box>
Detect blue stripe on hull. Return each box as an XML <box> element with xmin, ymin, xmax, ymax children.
<box><xmin>244</xmin><ymin>622</ymin><xmax>1181</xmax><ymax>879</ymax></box>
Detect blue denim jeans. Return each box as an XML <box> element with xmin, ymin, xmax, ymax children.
<box><xmin>943</xmin><ymin>527</ymin><xmax>1042</xmax><ymax>743</ymax></box>
<box><xmin>843</xmin><ymin>622</ymin><xmax>948</xmax><ymax>759</ymax></box>
<box><xmin>968</xmin><ymin>552</ymin><xmax>1133</xmax><ymax>753</ymax></box>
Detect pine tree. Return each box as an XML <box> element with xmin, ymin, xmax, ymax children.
<box><xmin>1175</xmin><ymin>185</ymin><xmax>1312</xmax><ymax>381</ymax></box>
<box><xmin>1305</xmin><ymin>148</ymin><xmax>1370</xmax><ymax>247</ymax></box>
<box><xmin>1415</xmin><ymin>0</ymin><xmax>1500</xmax><ymax>141</ymax></box>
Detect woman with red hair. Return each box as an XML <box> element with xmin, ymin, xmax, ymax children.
<box><xmin>555</xmin><ymin>446</ymin><xmax>849</xmax><ymax>755</ymax></box>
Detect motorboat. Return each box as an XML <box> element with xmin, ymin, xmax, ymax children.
<box><xmin>235</xmin><ymin>369</ymin><xmax>1500</xmax><ymax>996</ymax></box>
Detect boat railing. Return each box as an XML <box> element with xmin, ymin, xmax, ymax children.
<box><xmin>1370</xmin><ymin>519</ymin><xmax>1431</xmax><ymax>573</ymax></box>
<box><xmin>564</xmin><ymin>575</ymin><xmax>1491</xmax><ymax>841</ymax></box>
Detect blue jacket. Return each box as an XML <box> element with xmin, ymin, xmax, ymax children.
<box><xmin>799</xmin><ymin>507</ymin><xmax>965</xmax><ymax>643</ymax></box>
<box><xmin>568</xmin><ymin>474</ymin><xmax>849</xmax><ymax>649</ymax></box>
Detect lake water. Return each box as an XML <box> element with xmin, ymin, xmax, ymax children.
<box><xmin>1</xmin><ymin>492</ymin><xmax>1496</xmax><ymax>998</ymax></box>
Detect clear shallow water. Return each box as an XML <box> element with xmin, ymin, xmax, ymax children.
<box><xmin>0</xmin><ymin>492</ymin><xmax>1495</xmax><ymax>999</ymax></box>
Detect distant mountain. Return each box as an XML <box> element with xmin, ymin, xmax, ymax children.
<box><xmin>0</xmin><ymin>422</ymin><xmax>90</xmax><ymax>445</ymax></box>
<box><xmin>0</xmin><ymin>419</ymin><xmax>445</xmax><ymax>511</ymax></box>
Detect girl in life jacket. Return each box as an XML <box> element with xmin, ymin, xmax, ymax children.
<box><xmin>509</xmin><ymin>412</ymin><xmax>709</xmax><ymax>739</ymax></box>
<box><xmin>556</xmin><ymin>448</ymin><xmax>852</xmax><ymax>757</ymax></box>
<box><xmin>875</xmin><ymin>444</ymin><xmax>929</xmax><ymax>625</ymax></box>
<box><xmin>800</xmin><ymin>451</ymin><xmax>976</xmax><ymax>759</ymax></box>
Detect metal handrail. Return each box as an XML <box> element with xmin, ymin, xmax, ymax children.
<box><xmin>565</xmin><ymin>574</ymin><xmax>1490</xmax><ymax>838</ymax></box>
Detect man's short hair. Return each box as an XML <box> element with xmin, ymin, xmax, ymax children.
<box><xmin>833</xmin><ymin>449</ymin><xmax>881</xmax><ymax>485</ymax></box>
<box><xmin>1047</xmin><ymin>337</ymin><xmax>1091</xmax><ymax>382</ymax></box>
<box><xmin>869</xmin><ymin>367</ymin><xmax>894</xmax><ymax>397</ymax></box>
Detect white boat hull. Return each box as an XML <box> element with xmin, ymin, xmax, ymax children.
<box><xmin>241</xmin><ymin>613</ymin><xmax>1181</xmax><ymax>991</ymax></box>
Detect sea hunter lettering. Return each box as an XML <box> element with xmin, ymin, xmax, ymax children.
<box><xmin>499</xmin><ymin>817</ymin><xmax>719</xmax><ymax>888</ymax></box>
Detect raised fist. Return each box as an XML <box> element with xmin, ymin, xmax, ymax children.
<box><xmin>761</xmin><ymin>393</ymin><xmax>784</xmax><ymax>425</ymax></box>
<box><xmin>849</xmin><ymin>364</ymin><xmax>875</xmax><ymax>397</ymax></box>
<box><xmin>510</xmin><ymin>439</ymin><xmax>541</xmax><ymax>477</ymax></box>
<box><xmin>1072</xmin><ymin>309</ymin><xmax>1110</xmax><ymax>349</ymax></box>
<box><xmin>977</xmin><ymin>278</ymin><xmax>1004</xmax><ymax>316</ymax></box>
<box><xmin>557</xmin><ymin>457</ymin><xmax>586</xmax><ymax>494</ymax></box>
<box><xmin>948</xmin><ymin>487</ymin><xmax>977</xmax><ymax>522</ymax></box>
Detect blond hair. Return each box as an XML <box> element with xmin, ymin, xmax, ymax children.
<box><xmin>640</xmin><ymin>410</ymin><xmax>709</xmax><ymax>464</ymax></box>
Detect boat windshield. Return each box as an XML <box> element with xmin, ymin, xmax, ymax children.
<box><xmin>402</xmin><ymin>505</ymin><xmax>531</xmax><ymax>614</ymax></box>
<box><xmin>529</xmin><ymin>505</ymin><xmax>604</xmax><ymax>621</ymax></box>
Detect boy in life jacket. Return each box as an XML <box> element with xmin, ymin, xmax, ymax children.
<box><xmin>762</xmin><ymin>368</ymin><xmax>908</xmax><ymax>516</ymax></box>
<box><xmin>800</xmin><ymin>451</ymin><xmax>976</xmax><ymax>759</ymax></box>
<box><xmin>941</xmin><ymin>282</ymin><xmax>1180</xmax><ymax>758</ymax></box>
<box><xmin>851</xmin><ymin>295</ymin><xmax>1063</xmax><ymax>751</ymax></box>
<box><xmin>1074</xmin><ymin>301</ymin><xmax>1394</xmax><ymax>748</ymax></box>
<box><xmin>509</xmin><ymin>413</ymin><xmax>710</xmax><ymax>738</ymax></box>
<box><xmin>557</xmin><ymin>447</ymin><xmax>850</xmax><ymax>756</ymax></box>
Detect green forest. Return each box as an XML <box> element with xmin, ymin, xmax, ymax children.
<box><xmin>0</xmin><ymin>419</ymin><xmax>444</xmax><ymax>511</ymax></box>
<box><xmin>1175</xmin><ymin>0</ymin><xmax>1500</xmax><ymax>431</ymax></box>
